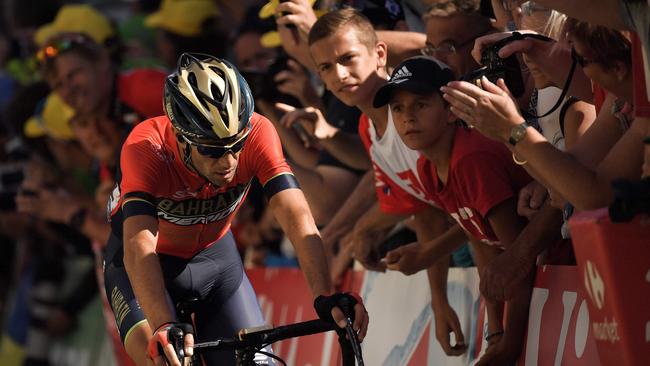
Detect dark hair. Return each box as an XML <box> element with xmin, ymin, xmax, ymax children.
<box><xmin>161</xmin><ymin>18</ymin><xmax>228</xmax><ymax>63</ymax></box>
<box><xmin>564</xmin><ymin>18</ymin><xmax>631</xmax><ymax>69</ymax></box>
<box><xmin>423</xmin><ymin>0</ymin><xmax>481</xmax><ymax>18</ymax></box>
<box><xmin>308</xmin><ymin>8</ymin><xmax>377</xmax><ymax>51</ymax></box>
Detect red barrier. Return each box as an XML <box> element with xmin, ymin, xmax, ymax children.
<box><xmin>569</xmin><ymin>209</ymin><xmax>650</xmax><ymax>366</ymax></box>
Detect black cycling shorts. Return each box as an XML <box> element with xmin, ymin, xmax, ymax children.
<box><xmin>104</xmin><ymin>231</ymin><xmax>273</xmax><ymax>365</ymax></box>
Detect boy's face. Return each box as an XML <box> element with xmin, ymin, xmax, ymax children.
<box><xmin>310</xmin><ymin>26</ymin><xmax>386</xmax><ymax>107</ymax></box>
<box><xmin>389</xmin><ymin>89</ymin><xmax>451</xmax><ymax>151</ymax></box>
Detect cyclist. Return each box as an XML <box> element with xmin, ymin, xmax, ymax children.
<box><xmin>103</xmin><ymin>53</ymin><xmax>369</xmax><ymax>366</ymax></box>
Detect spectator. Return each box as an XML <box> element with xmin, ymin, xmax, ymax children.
<box><xmin>443</xmin><ymin>19</ymin><xmax>646</xmax><ymax>302</ymax></box>
<box><xmin>376</xmin><ymin>55</ymin><xmax>533</xmax><ymax>365</ymax></box>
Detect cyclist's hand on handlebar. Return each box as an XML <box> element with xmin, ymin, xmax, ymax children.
<box><xmin>314</xmin><ymin>293</ymin><xmax>369</xmax><ymax>342</ymax></box>
<box><xmin>147</xmin><ymin>322</ymin><xmax>194</xmax><ymax>366</ymax></box>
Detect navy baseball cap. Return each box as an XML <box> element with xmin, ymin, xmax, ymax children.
<box><xmin>373</xmin><ymin>56</ymin><xmax>455</xmax><ymax>108</ymax></box>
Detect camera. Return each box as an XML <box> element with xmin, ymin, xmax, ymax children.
<box><xmin>462</xmin><ymin>34</ymin><xmax>525</xmax><ymax>97</ymax></box>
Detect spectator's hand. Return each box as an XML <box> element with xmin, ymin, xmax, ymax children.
<box><xmin>384</xmin><ymin>242</ymin><xmax>427</xmax><ymax>275</ymax></box>
<box><xmin>330</xmin><ymin>231</ymin><xmax>355</xmax><ymax>287</ymax></box>
<box><xmin>441</xmin><ymin>77</ymin><xmax>523</xmax><ymax>143</ymax></box>
<box><xmin>46</xmin><ymin>308</ymin><xmax>76</xmax><ymax>336</ymax></box>
<box><xmin>274</xmin><ymin>59</ymin><xmax>321</xmax><ymax>107</ymax></box>
<box><xmin>547</xmin><ymin>187</ymin><xmax>567</xmax><ymax>210</ymax></box>
<box><xmin>276</xmin><ymin>103</ymin><xmax>338</xmax><ymax>146</ymax></box>
<box><xmin>350</xmin><ymin>227</ymin><xmax>387</xmax><ymax>272</ymax></box>
<box><xmin>320</xmin><ymin>224</ymin><xmax>349</xmax><ymax>258</ymax></box>
<box><xmin>431</xmin><ymin>302</ymin><xmax>467</xmax><ymax>356</ymax></box>
<box><xmin>480</xmin><ymin>247</ymin><xmax>535</xmax><ymax>302</ymax></box>
<box><xmin>16</xmin><ymin>185</ymin><xmax>78</xmax><ymax>224</ymax></box>
<box><xmin>475</xmin><ymin>334</ymin><xmax>521</xmax><ymax>366</ymax></box>
<box><xmin>517</xmin><ymin>181</ymin><xmax>548</xmax><ymax>220</ymax></box>
<box><xmin>275</xmin><ymin>0</ymin><xmax>316</xmax><ymax>69</ymax></box>
<box><xmin>471</xmin><ymin>30</ymin><xmax>542</xmax><ymax>65</ymax></box>
<box><xmin>275</xmin><ymin>0</ymin><xmax>317</xmax><ymax>42</ymax></box>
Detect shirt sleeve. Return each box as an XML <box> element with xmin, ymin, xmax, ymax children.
<box><xmin>453</xmin><ymin>152</ymin><xmax>521</xmax><ymax>218</ymax></box>
<box><xmin>119</xmin><ymin>135</ymin><xmax>164</xmax><ymax>218</ymax></box>
<box><xmin>247</xmin><ymin>114</ymin><xmax>299</xmax><ymax>198</ymax></box>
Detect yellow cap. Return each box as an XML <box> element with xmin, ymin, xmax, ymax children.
<box><xmin>145</xmin><ymin>0</ymin><xmax>220</xmax><ymax>37</ymax></box>
<box><xmin>259</xmin><ymin>0</ymin><xmax>317</xmax><ymax>19</ymax></box>
<box><xmin>35</xmin><ymin>4</ymin><xmax>115</xmax><ymax>46</ymax></box>
<box><xmin>24</xmin><ymin>93</ymin><xmax>75</xmax><ymax>140</ymax></box>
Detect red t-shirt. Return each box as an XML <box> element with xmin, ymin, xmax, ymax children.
<box><xmin>107</xmin><ymin>113</ymin><xmax>296</xmax><ymax>258</ymax></box>
<box><xmin>416</xmin><ymin>128</ymin><xmax>532</xmax><ymax>246</ymax></box>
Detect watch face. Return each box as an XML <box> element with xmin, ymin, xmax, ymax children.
<box><xmin>510</xmin><ymin>123</ymin><xmax>528</xmax><ymax>145</ymax></box>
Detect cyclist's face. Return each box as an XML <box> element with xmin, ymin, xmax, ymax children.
<box><xmin>189</xmin><ymin>144</ymin><xmax>241</xmax><ymax>186</ymax></box>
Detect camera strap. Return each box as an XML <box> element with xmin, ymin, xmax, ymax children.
<box><xmin>509</xmin><ymin>32</ymin><xmax>578</xmax><ymax>120</ymax></box>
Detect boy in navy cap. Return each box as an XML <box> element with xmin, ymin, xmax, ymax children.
<box><xmin>376</xmin><ymin>56</ymin><xmax>534</xmax><ymax>365</ymax></box>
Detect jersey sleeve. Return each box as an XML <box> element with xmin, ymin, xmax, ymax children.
<box><xmin>246</xmin><ymin>114</ymin><xmax>299</xmax><ymax>198</ymax></box>
<box><xmin>454</xmin><ymin>152</ymin><xmax>523</xmax><ymax>218</ymax></box>
<box><xmin>118</xmin><ymin>131</ymin><xmax>165</xmax><ymax>218</ymax></box>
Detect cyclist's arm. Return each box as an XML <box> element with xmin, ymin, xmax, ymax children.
<box><xmin>123</xmin><ymin>214</ymin><xmax>174</xmax><ymax>330</ymax></box>
<box><xmin>269</xmin><ymin>188</ymin><xmax>333</xmax><ymax>296</ymax></box>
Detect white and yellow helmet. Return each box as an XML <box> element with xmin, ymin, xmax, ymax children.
<box><xmin>164</xmin><ymin>53</ymin><xmax>254</xmax><ymax>144</ymax></box>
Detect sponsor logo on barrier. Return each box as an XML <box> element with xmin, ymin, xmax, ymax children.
<box><xmin>592</xmin><ymin>317</ymin><xmax>620</xmax><ymax>343</ymax></box>
<box><xmin>584</xmin><ymin>260</ymin><xmax>605</xmax><ymax>310</ymax></box>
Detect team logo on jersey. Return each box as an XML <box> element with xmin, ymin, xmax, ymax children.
<box><xmin>158</xmin><ymin>182</ymin><xmax>250</xmax><ymax>225</ymax></box>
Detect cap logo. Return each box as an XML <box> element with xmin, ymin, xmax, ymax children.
<box><xmin>391</xmin><ymin>65</ymin><xmax>412</xmax><ymax>83</ymax></box>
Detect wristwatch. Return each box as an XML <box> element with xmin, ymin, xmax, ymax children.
<box><xmin>509</xmin><ymin>121</ymin><xmax>530</xmax><ymax>146</ymax></box>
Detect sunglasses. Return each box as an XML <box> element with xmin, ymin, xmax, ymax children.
<box><xmin>36</xmin><ymin>35</ymin><xmax>92</xmax><ymax>64</ymax></box>
<box><xmin>181</xmin><ymin>134</ymin><xmax>248</xmax><ymax>159</ymax></box>
<box><xmin>571</xmin><ymin>46</ymin><xmax>596</xmax><ymax>68</ymax></box>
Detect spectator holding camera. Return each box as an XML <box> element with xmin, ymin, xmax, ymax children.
<box><xmin>442</xmin><ymin>20</ymin><xmax>647</xmax><ymax>301</ymax></box>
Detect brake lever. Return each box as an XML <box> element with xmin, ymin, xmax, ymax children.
<box><xmin>344</xmin><ymin>318</ymin><xmax>364</xmax><ymax>366</ymax></box>
<box><xmin>168</xmin><ymin>326</ymin><xmax>185</xmax><ymax>364</ymax></box>
<box><xmin>339</xmin><ymin>297</ymin><xmax>364</xmax><ymax>366</ymax></box>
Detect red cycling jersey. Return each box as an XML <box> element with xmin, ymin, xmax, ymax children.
<box><xmin>107</xmin><ymin>112</ymin><xmax>297</xmax><ymax>259</ymax></box>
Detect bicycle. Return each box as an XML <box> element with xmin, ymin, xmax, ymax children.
<box><xmin>170</xmin><ymin>298</ymin><xmax>365</xmax><ymax>366</ymax></box>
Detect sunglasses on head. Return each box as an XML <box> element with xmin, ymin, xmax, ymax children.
<box><xmin>181</xmin><ymin>134</ymin><xmax>248</xmax><ymax>159</ymax></box>
<box><xmin>36</xmin><ymin>35</ymin><xmax>92</xmax><ymax>64</ymax></box>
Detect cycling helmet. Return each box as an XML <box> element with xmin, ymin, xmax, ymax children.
<box><xmin>164</xmin><ymin>53</ymin><xmax>254</xmax><ymax>145</ymax></box>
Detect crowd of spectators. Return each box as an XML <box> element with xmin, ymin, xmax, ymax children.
<box><xmin>0</xmin><ymin>0</ymin><xmax>647</xmax><ymax>365</ymax></box>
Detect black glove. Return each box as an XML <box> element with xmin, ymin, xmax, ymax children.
<box><xmin>313</xmin><ymin>292</ymin><xmax>361</xmax><ymax>325</ymax></box>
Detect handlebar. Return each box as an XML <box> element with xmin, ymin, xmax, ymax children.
<box><xmin>191</xmin><ymin>318</ymin><xmax>362</xmax><ymax>365</ymax></box>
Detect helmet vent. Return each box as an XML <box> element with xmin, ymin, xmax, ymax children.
<box><xmin>210</xmin><ymin>82</ymin><xmax>223</xmax><ymax>101</ymax></box>
<box><xmin>187</xmin><ymin>72</ymin><xmax>198</xmax><ymax>88</ymax></box>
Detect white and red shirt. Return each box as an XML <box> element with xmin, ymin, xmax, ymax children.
<box><xmin>358</xmin><ymin>111</ymin><xmax>433</xmax><ymax>215</ymax></box>
<box><xmin>416</xmin><ymin>128</ymin><xmax>532</xmax><ymax>246</ymax></box>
